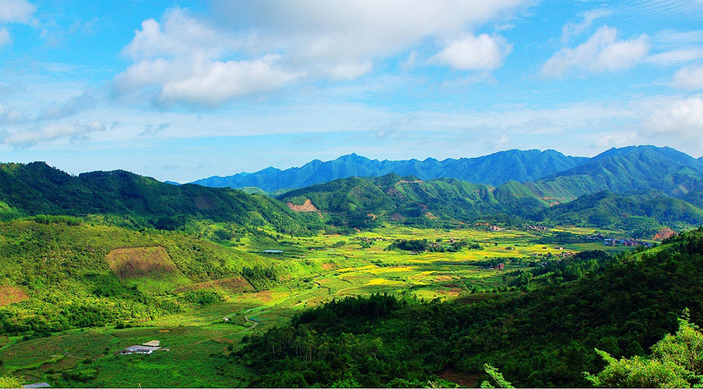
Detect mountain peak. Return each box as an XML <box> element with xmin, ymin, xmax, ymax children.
<box><xmin>337</xmin><ymin>153</ymin><xmax>369</xmax><ymax>163</ymax></box>
<box><xmin>593</xmin><ymin>145</ymin><xmax>701</xmax><ymax>170</ymax></box>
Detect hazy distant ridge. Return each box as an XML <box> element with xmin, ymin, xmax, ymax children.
<box><xmin>192</xmin><ymin>149</ymin><xmax>589</xmax><ymax>192</ymax></box>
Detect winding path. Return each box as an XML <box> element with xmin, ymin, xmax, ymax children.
<box><xmin>239</xmin><ymin>315</ymin><xmax>259</xmax><ymax>333</ymax></box>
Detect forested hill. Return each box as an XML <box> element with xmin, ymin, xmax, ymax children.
<box><xmin>277</xmin><ymin>175</ymin><xmax>703</xmax><ymax>234</ymax></box>
<box><xmin>236</xmin><ymin>228</ymin><xmax>703</xmax><ymax>387</ymax></box>
<box><xmin>537</xmin><ymin>189</ymin><xmax>703</xmax><ymax>232</ymax></box>
<box><xmin>0</xmin><ymin>162</ymin><xmax>321</xmax><ymax>234</ymax></box>
<box><xmin>525</xmin><ymin>145</ymin><xmax>703</xmax><ymax>201</ymax></box>
<box><xmin>193</xmin><ymin>149</ymin><xmax>588</xmax><ymax>191</ymax></box>
<box><xmin>275</xmin><ymin>146</ymin><xmax>703</xmax><ymax>233</ymax></box>
<box><xmin>277</xmin><ymin>174</ymin><xmax>538</xmax><ymax>228</ymax></box>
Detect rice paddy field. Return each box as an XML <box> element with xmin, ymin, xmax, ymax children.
<box><xmin>0</xmin><ymin>224</ymin><xmax>642</xmax><ymax>387</ymax></box>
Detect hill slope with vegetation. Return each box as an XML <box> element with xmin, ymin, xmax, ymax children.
<box><xmin>0</xmin><ymin>218</ymin><xmax>274</xmax><ymax>335</ymax></box>
<box><xmin>526</xmin><ymin>145</ymin><xmax>703</xmax><ymax>201</ymax></box>
<box><xmin>0</xmin><ymin>162</ymin><xmax>321</xmax><ymax>235</ymax></box>
<box><xmin>274</xmin><ymin>146</ymin><xmax>703</xmax><ymax>233</ymax></box>
<box><xmin>277</xmin><ymin>175</ymin><xmax>703</xmax><ymax>233</ymax></box>
<box><xmin>236</xmin><ymin>228</ymin><xmax>703</xmax><ymax>387</ymax></box>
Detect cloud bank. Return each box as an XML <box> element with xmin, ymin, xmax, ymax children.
<box><xmin>542</xmin><ymin>26</ymin><xmax>650</xmax><ymax>77</ymax></box>
<box><xmin>672</xmin><ymin>65</ymin><xmax>703</xmax><ymax>89</ymax></box>
<box><xmin>1</xmin><ymin>120</ymin><xmax>105</xmax><ymax>148</ymax></box>
<box><xmin>114</xmin><ymin>1</ymin><xmax>528</xmax><ymax>107</ymax></box>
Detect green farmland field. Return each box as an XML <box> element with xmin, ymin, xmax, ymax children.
<box><xmin>0</xmin><ymin>223</ymin><xmax>644</xmax><ymax>387</ymax></box>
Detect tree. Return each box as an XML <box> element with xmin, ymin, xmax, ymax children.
<box><xmin>0</xmin><ymin>376</ymin><xmax>23</xmax><ymax>388</ymax></box>
<box><xmin>481</xmin><ymin>364</ymin><xmax>514</xmax><ymax>388</ymax></box>
<box><xmin>585</xmin><ymin>313</ymin><xmax>703</xmax><ymax>387</ymax></box>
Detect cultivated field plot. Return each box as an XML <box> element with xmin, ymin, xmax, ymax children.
<box><xmin>106</xmin><ymin>246</ymin><xmax>192</xmax><ymax>293</ymax></box>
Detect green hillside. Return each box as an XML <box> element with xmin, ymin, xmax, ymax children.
<box><xmin>237</xmin><ymin>228</ymin><xmax>703</xmax><ymax>387</ymax></box>
<box><xmin>0</xmin><ymin>162</ymin><xmax>321</xmax><ymax>235</ymax></box>
<box><xmin>0</xmin><ymin>218</ymin><xmax>270</xmax><ymax>335</ymax></box>
<box><xmin>1</xmin><ymin>150</ymin><xmax>703</xmax><ymax>387</ymax></box>
<box><xmin>277</xmin><ymin>170</ymin><xmax>703</xmax><ymax>233</ymax></box>
<box><xmin>527</xmin><ymin>146</ymin><xmax>703</xmax><ymax>200</ymax></box>
<box><xmin>278</xmin><ymin>174</ymin><xmax>513</xmax><ymax>229</ymax></box>
<box><xmin>535</xmin><ymin>190</ymin><xmax>703</xmax><ymax>235</ymax></box>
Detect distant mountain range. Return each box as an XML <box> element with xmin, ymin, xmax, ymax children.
<box><xmin>192</xmin><ymin>149</ymin><xmax>589</xmax><ymax>192</ymax></box>
<box><xmin>275</xmin><ymin>146</ymin><xmax>703</xmax><ymax>234</ymax></box>
<box><xmin>0</xmin><ymin>145</ymin><xmax>701</xmax><ymax>236</ymax></box>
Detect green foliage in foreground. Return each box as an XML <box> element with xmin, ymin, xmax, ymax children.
<box><xmin>0</xmin><ymin>375</ymin><xmax>23</xmax><ymax>388</ymax></box>
<box><xmin>482</xmin><ymin>364</ymin><xmax>514</xmax><ymax>388</ymax></box>
<box><xmin>586</xmin><ymin>313</ymin><xmax>703</xmax><ymax>388</ymax></box>
<box><xmin>236</xmin><ymin>228</ymin><xmax>703</xmax><ymax>387</ymax></box>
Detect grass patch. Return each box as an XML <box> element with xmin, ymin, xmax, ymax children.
<box><xmin>106</xmin><ymin>247</ymin><xmax>191</xmax><ymax>293</ymax></box>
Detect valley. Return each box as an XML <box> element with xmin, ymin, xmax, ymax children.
<box><xmin>0</xmin><ymin>220</ymin><xmax>633</xmax><ymax>387</ymax></box>
<box><xmin>1</xmin><ymin>145</ymin><xmax>703</xmax><ymax>387</ymax></box>
<box><xmin>5</xmin><ymin>2</ymin><xmax>703</xmax><ymax>386</ymax></box>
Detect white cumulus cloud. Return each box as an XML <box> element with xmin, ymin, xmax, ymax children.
<box><xmin>0</xmin><ymin>0</ymin><xmax>35</xmax><ymax>23</ymax></box>
<box><xmin>115</xmin><ymin>1</ymin><xmax>529</xmax><ymax>107</ymax></box>
<box><xmin>672</xmin><ymin>65</ymin><xmax>703</xmax><ymax>89</ymax></box>
<box><xmin>211</xmin><ymin>0</ymin><xmax>525</xmax><ymax>61</ymax></box>
<box><xmin>156</xmin><ymin>56</ymin><xmax>301</xmax><ymax>106</ymax></box>
<box><xmin>542</xmin><ymin>26</ymin><xmax>650</xmax><ymax>78</ymax></box>
<box><xmin>642</xmin><ymin>97</ymin><xmax>703</xmax><ymax>147</ymax></box>
<box><xmin>114</xmin><ymin>9</ymin><xmax>303</xmax><ymax>107</ymax></box>
<box><xmin>115</xmin><ymin>54</ymin><xmax>302</xmax><ymax>107</ymax></box>
<box><xmin>0</xmin><ymin>0</ymin><xmax>35</xmax><ymax>49</ymax></box>
<box><xmin>431</xmin><ymin>34</ymin><xmax>512</xmax><ymax>70</ymax></box>
<box><xmin>1</xmin><ymin>120</ymin><xmax>105</xmax><ymax>148</ymax></box>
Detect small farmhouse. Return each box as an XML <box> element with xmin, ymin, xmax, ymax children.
<box><xmin>125</xmin><ymin>345</ymin><xmax>161</xmax><ymax>354</ymax></box>
<box><xmin>117</xmin><ymin>340</ymin><xmax>167</xmax><ymax>355</ymax></box>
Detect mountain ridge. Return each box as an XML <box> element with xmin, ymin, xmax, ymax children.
<box><xmin>275</xmin><ymin>146</ymin><xmax>703</xmax><ymax>232</ymax></box>
<box><xmin>192</xmin><ymin>149</ymin><xmax>589</xmax><ymax>192</ymax></box>
<box><xmin>0</xmin><ymin>162</ymin><xmax>321</xmax><ymax>235</ymax></box>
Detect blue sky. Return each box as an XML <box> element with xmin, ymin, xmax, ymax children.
<box><xmin>1</xmin><ymin>0</ymin><xmax>703</xmax><ymax>183</ymax></box>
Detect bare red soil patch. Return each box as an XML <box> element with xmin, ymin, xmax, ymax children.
<box><xmin>437</xmin><ymin>369</ymin><xmax>480</xmax><ymax>387</ymax></box>
<box><xmin>106</xmin><ymin>247</ymin><xmax>178</xmax><ymax>280</ymax></box>
<box><xmin>174</xmin><ymin>276</ymin><xmax>254</xmax><ymax>293</ymax></box>
<box><xmin>286</xmin><ymin>199</ymin><xmax>319</xmax><ymax>212</ymax></box>
<box><xmin>0</xmin><ymin>286</ymin><xmax>28</xmax><ymax>306</ymax></box>
<box><xmin>654</xmin><ymin>228</ymin><xmax>677</xmax><ymax>240</ymax></box>
<box><xmin>238</xmin><ymin>291</ymin><xmax>274</xmax><ymax>302</ymax></box>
